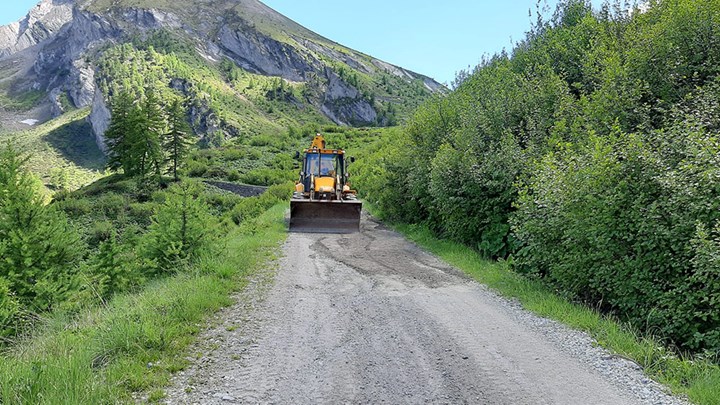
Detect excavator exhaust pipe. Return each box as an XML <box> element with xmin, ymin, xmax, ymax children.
<box><xmin>289</xmin><ymin>199</ymin><xmax>362</xmax><ymax>233</ymax></box>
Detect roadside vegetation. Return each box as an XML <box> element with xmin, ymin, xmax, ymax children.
<box><xmin>0</xmin><ymin>60</ymin><xmax>296</xmax><ymax>401</ymax></box>
<box><xmin>0</xmin><ymin>135</ymin><xmax>294</xmax><ymax>338</ymax></box>
<box><xmin>0</xmin><ymin>132</ymin><xmax>294</xmax><ymax>402</ymax></box>
<box><xmin>0</xmin><ymin>202</ymin><xmax>289</xmax><ymax>403</ymax></box>
<box><xmin>355</xmin><ymin>0</ymin><xmax>720</xmax><ymax>402</ymax></box>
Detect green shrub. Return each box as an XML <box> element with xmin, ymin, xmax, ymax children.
<box><xmin>89</xmin><ymin>220</ymin><xmax>115</xmax><ymax>246</ymax></box>
<box><xmin>229</xmin><ymin>197</ymin><xmax>263</xmax><ymax>226</ymax></box>
<box><xmin>106</xmin><ymin>178</ymin><xmax>137</xmax><ymax>194</ymax></box>
<box><xmin>128</xmin><ymin>202</ymin><xmax>155</xmax><ymax>225</ymax></box>
<box><xmin>247</xmin><ymin>149</ymin><xmax>263</xmax><ymax>161</ymax></box>
<box><xmin>142</xmin><ymin>181</ymin><xmax>218</xmax><ymax>274</ymax></box>
<box><xmin>220</xmin><ymin>148</ymin><xmax>244</xmax><ymax>161</ymax></box>
<box><xmin>186</xmin><ymin>161</ymin><xmax>208</xmax><ymax>177</ymax></box>
<box><xmin>257</xmin><ymin>193</ymin><xmax>280</xmax><ymax>210</ymax></box>
<box><xmin>240</xmin><ymin>168</ymin><xmax>293</xmax><ymax>186</ymax></box>
<box><xmin>205</xmin><ymin>192</ymin><xmax>242</xmax><ymax>215</ymax></box>
<box><xmin>249</xmin><ymin>135</ymin><xmax>274</xmax><ymax>147</ymax></box>
<box><xmin>353</xmin><ymin>128</ymin><xmax>423</xmax><ymax>223</ymax></box>
<box><xmin>428</xmin><ymin>137</ymin><xmax>521</xmax><ymax>258</ymax></box>
<box><xmin>266</xmin><ymin>182</ymin><xmax>294</xmax><ymax>201</ymax></box>
<box><xmin>205</xmin><ymin>166</ymin><xmax>228</xmax><ymax>179</ymax></box>
<box><xmin>52</xmin><ymin>189</ymin><xmax>73</xmax><ymax>202</ymax></box>
<box><xmin>512</xmin><ymin>124</ymin><xmax>720</xmax><ymax>353</ymax></box>
<box><xmin>96</xmin><ymin>193</ymin><xmax>128</xmax><ymax>217</ymax></box>
<box><xmin>57</xmin><ymin>197</ymin><xmax>93</xmax><ymax>216</ymax></box>
<box><xmin>227</xmin><ymin>169</ymin><xmax>241</xmax><ymax>181</ymax></box>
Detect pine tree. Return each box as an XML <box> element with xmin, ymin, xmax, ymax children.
<box><xmin>140</xmin><ymin>88</ymin><xmax>165</xmax><ymax>176</ymax></box>
<box><xmin>163</xmin><ymin>99</ymin><xmax>194</xmax><ymax>181</ymax></box>
<box><xmin>104</xmin><ymin>91</ymin><xmax>136</xmax><ymax>173</ymax></box>
<box><xmin>0</xmin><ymin>276</ymin><xmax>19</xmax><ymax>337</ymax></box>
<box><xmin>105</xmin><ymin>89</ymin><xmax>165</xmax><ymax>177</ymax></box>
<box><xmin>92</xmin><ymin>232</ymin><xmax>140</xmax><ymax>297</ymax></box>
<box><xmin>0</xmin><ymin>145</ymin><xmax>82</xmax><ymax>312</ymax></box>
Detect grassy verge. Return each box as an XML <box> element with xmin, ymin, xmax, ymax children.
<box><xmin>0</xmin><ymin>203</ymin><xmax>288</xmax><ymax>404</ymax></box>
<box><xmin>389</xmin><ymin>220</ymin><xmax>720</xmax><ymax>405</ymax></box>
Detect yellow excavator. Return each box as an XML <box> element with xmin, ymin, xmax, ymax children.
<box><xmin>289</xmin><ymin>133</ymin><xmax>362</xmax><ymax>233</ymax></box>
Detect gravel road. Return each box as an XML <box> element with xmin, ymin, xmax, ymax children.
<box><xmin>165</xmin><ymin>214</ymin><xmax>686</xmax><ymax>404</ymax></box>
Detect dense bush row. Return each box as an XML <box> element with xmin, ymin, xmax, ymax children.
<box><xmin>0</xmin><ymin>144</ymin><xmax>293</xmax><ymax>340</ymax></box>
<box><xmin>355</xmin><ymin>0</ymin><xmax>720</xmax><ymax>353</ymax></box>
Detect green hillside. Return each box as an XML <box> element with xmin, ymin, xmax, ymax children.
<box><xmin>0</xmin><ymin>0</ymin><xmax>443</xmax><ymax>196</ymax></box>
<box><xmin>0</xmin><ymin>109</ymin><xmax>106</xmax><ymax>194</ymax></box>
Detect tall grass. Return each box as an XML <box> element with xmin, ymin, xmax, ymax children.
<box><xmin>0</xmin><ymin>203</ymin><xmax>287</xmax><ymax>404</ymax></box>
<box><xmin>392</xmin><ymin>220</ymin><xmax>720</xmax><ymax>405</ymax></box>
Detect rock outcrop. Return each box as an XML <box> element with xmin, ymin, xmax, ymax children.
<box><xmin>0</xmin><ymin>0</ymin><xmax>74</xmax><ymax>57</ymax></box>
<box><xmin>88</xmin><ymin>87</ymin><xmax>110</xmax><ymax>152</ymax></box>
<box><xmin>322</xmin><ymin>68</ymin><xmax>377</xmax><ymax>125</ymax></box>
<box><xmin>218</xmin><ymin>24</ymin><xmax>315</xmax><ymax>82</ymax></box>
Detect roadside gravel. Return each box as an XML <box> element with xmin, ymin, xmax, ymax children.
<box><xmin>164</xmin><ymin>214</ymin><xmax>687</xmax><ymax>404</ymax></box>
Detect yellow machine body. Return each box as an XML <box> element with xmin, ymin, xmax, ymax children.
<box><xmin>290</xmin><ymin>134</ymin><xmax>362</xmax><ymax>233</ymax></box>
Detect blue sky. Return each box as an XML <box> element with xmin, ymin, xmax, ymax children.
<box><xmin>0</xmin><ymin>1</ymin><xmax>596</xmax><ymax>85</ymax></box>
<box><xmin>263</xmin><ymin>0</ymin><xmax>562</xmax><ymax>85</ymax></box>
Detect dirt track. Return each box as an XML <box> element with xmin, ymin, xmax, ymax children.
<box><xmin>165</xmin><ymin>215</ymin><xmax>682</xmax><ymax>404</ymax></box>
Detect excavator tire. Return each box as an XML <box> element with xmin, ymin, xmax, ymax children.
<box><xmin>289</xmin><ymin>199</ymin><xmax>362</xmax><ymax>233</ymax></box>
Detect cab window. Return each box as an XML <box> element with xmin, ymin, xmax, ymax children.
<box><xmin>319</xmin><ymin>154</ymin><xmax>336</xmax><ymax>176</ymax></box>
<box><xmin>305</xmin><ymin>153</ymin><xmax>320</xmax><ymax>175</ymax></box>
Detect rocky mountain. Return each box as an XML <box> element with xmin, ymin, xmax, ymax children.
<box><xmin>0</xmin><ymin>0</ymin><xmax>444</xmax><ymax>150</ymax></box>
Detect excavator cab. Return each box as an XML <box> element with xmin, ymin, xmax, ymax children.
<box><xmin>289</xmin><ymin>134</ymin><xmax>362</xmax><ymax>233</ymax></box>
<box><xmin>302</xmin><ymin>153</ymin><xmax>339</xmax><ymax>193</ymax></box>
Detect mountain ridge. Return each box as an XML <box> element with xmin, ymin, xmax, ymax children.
<box><xmin>0</xmin><ymin>0</ymin><xmax>444</xmax><ymax>148</ymax></box>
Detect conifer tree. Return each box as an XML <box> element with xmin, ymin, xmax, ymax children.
<box><xmin>0</xmin><ymin>277</ymin><xmax>19</xmax><ymax>337</ymax></box>
<box><xmin>140</xmin><ymin>88</ymin><xmax>165</xmax><ymax>176</ymax></box>
<box><xmin>105</xmin><ymin>89</ymin><xmax>165</xmax><ymax>177</ymax></box>
<box><xmin>104</xmin><ymin>91</ymin><xmax>136</xmax><ymax>173</ymax></box>
<box><xmin>122</xmin><ymin>104</ymin><xmax>148</xmax><ymax>176</ymax></box>
<box><xmin>0</xmin><ymin>145</ymin><xmax>81</xmax><ymax>313</ymax></box>
<box><xmin>163</xmin><ymin>99</ymin><xmax>194</xmax><ymax>181</ymax></box>
<box><xmin>142</xmin><ymin>181</ymin><xmax>216</xmax><ymax>273</ymax></box>
<box><xmin>92</xmin><ymin>232</ymin><xmax>140</xmax><ymax>297</ymax></box>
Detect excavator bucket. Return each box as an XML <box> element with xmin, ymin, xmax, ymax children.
<box><xmin>289</xmin><ymin>199</ymin><xmax>362</xmax><ymax>233</ymax></box>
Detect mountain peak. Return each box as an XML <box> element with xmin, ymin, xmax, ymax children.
<box><xmin>0</xmin><ymin>0</ymin><xmax>74</xmax><ymax>57</ymax></box>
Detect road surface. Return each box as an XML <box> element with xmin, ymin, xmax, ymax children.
<box><xmin>165</xmin><ymin>215</ymin><xmax>683</xmax><ymax>404</ymax></box>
